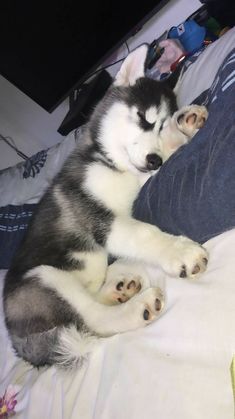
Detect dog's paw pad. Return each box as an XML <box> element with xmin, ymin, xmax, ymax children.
<box><xmin>179</xmin><ymin>245</ymin><xmax>208</xmax><ymax>279</ymax></box>
<box><xmin>179</xmin><ymin>259</ymin><xmax>206</xmax><ymax>278</ymax></box>
<box><xmin>139</xmin><ymin>288</ymin><xmax>165</xmax><ymax>323</ymax></box>
<box><xmin>185</xmin><ymin>111</ymin><xmax>206</xmax><ymax>129</ymax></box>
<box><xmin>162</xmin><ymin>236</ymin><xmax>209</xmax><ymax>279</ymax></box>
<box><xmin>180</xmin><ymin>265</ymin><xmax>187</xmax><ymax>278</ymax></box>
<box><xmin>108</xmin><ymin>274</ymin><xmax>142</xmax><ymax>304</ymax></box>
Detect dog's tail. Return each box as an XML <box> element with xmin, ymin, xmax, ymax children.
<box><xmin>11</xmin><ymin>325</ymin><xmax>98</xmax><ymax>368</ymax></box>
<box><xmin>54</xmin><ymin>326</ymin><xmax>99</xmax><ymax>368</ymax></box>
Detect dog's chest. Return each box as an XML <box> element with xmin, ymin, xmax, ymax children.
<box><xmin>84</xmin><ymin>164</ymin><xmax>140</xmax><ymax>215</ymax></box>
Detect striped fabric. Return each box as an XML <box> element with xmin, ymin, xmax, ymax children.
<box><xmin>0</xmin><ymin>204</ymin><xmax>37</xmax><ymax>269</ymax></box>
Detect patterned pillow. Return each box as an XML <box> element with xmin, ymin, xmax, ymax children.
<box><xmin>0</xmin><ymin>204</ymin><xmax>36</xmax><ymax>269</ymax></box>
<box><xmin>0</xmin><ymin>129</ymin><xmax>79</xmax><ymax>207</ymax></box>
<box><xmin>0</xmin><ymin>129</ymin><xmax>81</xmax><ymax>269</ymax></box>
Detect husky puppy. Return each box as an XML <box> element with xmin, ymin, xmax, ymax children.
<box><xmin>3</xmin><ymin>45</ymin><xmax>208</xmax><ymax>368</ymax></box>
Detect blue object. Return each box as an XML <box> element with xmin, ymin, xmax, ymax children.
<box><xmin>134</xmin><ymin>49</ymin><xmax>235</xmax><ymax>244</ymax></box>
<box><xmin>0</xmin><ymin>204</ymin><xmax>37</xmax><ymax>268</ymax></box>
<box><xmin>168</xmin><ymin>20</ymin><xmax>206</xmax><ymax>53</ymax></box>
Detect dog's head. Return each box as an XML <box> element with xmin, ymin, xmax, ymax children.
<box><xmin>90</xmin><ymin>45</ymin><xmax>178</xmax><ymax>174</ymax></box>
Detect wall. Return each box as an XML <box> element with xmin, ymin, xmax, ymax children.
<box><xmin>0</xmin><ymin>0</ymin><xmax>201</xmax><ymax>170</ymax></box>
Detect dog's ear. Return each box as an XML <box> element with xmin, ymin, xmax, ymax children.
<box><xmin>114</xmin><ymin>44</ymin><xmax>149</xmax><ymax>87</ymax></box>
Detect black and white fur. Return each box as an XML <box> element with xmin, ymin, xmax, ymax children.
<box><xmin>3</xmin><ymin>45</ymin><xmax>208</xmax><ymax>368</ymax></box>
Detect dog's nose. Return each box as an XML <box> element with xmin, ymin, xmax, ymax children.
<box><xmin>146</xmin><ymin>153</ymin><xmax>162</xmax><ymax>170</ymax></box>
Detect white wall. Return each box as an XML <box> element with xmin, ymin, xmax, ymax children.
<box><xmin>0</xmin><ymin>0</ymin><xmax>201</xmax><ymax>170</ymax></box>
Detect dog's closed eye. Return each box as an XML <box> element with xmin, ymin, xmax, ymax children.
<box><xmin>159</xmin><ymin>119</ymin><xmax>166</xmax><ymax>133</ymax></box>
<box><xmin>137</xmin><ymin>111</ymin><xmax>155</xmax><ymax>130</ymax></box>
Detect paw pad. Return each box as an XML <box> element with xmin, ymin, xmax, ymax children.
<box><xmin>177</xmin><ymin>247</ymin><xmax>209</xmax><ymax>279</ymax></box>
<box><xmin>113</xmin><ymin>276</ymin><xmax>142</xmax><ymax>304</ymax></box>
<box><xmin>142</xmin><ymin>295</ymin><xmax>164</xmax><ymax>322</ymax></box>
<box><xmin>155</xmin><ymin>298</ymin><xmax>162</xmax><ymax>311</ymax></box>
<box><xmin>143</xmin><ymin>309</ymin><xmax>150</xmax><ymax>320</ymax></box>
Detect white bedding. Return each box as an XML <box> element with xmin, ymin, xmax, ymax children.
<box><xmin>177</xmin><ymin>27</ymin><xmax>235</xmax><ymax>107</ymax></box>
<box><xmin>1</xmin><ymin>229</ymin><xmax>235</xmax><ymax>418</ymax></box>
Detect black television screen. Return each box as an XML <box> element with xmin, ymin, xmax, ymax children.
<box><xmin>0</xmin><ymin>1</ymin><xmax>170</xmax><ymax>112</ymax></box>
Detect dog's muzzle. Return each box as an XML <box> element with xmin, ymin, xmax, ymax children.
<box><xmin>146</xmin><ymin>153</ymin><xmax>163</xmax><ymax>171</ymax></box>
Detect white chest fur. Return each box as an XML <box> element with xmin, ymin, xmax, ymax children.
<box><xmin>84</xmin><ymin>163</ymin><xmax>140</xmax><ymax>215</ymax></box>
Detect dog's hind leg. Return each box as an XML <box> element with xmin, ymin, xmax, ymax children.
<box><xmin>33</xmin><ymin>265</ymin><xmax>164</xmax><ymax>336</ymax></box>
<box><xmin>69</xmin><ymin>249</ymin><xmax>108</xmax><ymax>294</ymax></box>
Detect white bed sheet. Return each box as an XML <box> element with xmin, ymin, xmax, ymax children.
<box><xmin>0</xmin><ymin>229</ymin><xmax>235</xmax><ymax>419</ymax></box>
<box><xmin>177</xmin><ymin>27</ymin><xmax>235</xmax><ymax>107</ymax></box>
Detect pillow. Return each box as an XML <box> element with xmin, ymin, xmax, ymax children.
<box><xmin>0</xmin><ymin>129</ymin><xmax>80</xmax><ymax>207</ymax></box>
<box><xmin>0</xmin><ymin>128</ymin><xmax>82</xmax><ymax>269</ymax></box>
<box><xmin>133</xmin><ymin>48</ymin><xmax>235</xmax><ymax>244</ymax></box>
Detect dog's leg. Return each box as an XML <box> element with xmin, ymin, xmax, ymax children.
<box><xmin>106</xmin><ymin>217</ymin><xmax>208</xmax><ymax>279</ymax></box>
<box><xmin>69</xmin><ymin>249</ymin><xmax>108</xmax><ymax>294</ymax></box>
<box><xmin>96</xmin><ymin>259</ymin><xmax>151</xmax><ymax>305</ymax></box>
<box><xmin>34</xmin><ymin>265</ymin><xmax>164</xmax><ymax>335</ymax></box>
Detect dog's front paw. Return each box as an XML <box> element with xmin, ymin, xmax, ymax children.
<box><xmin>129</xmin><ymin>287</ymin><xmax>165</xmax><ymax>327</ymax></box>
<box><xmin>176</xmin><ymin>105</ymin><xmax>208</xmax><ymax>137</ymax></box>
<box><xmin>161</xmin><ymin>236</ymin><xmax>208</xmax><ymax>279</ymax></box>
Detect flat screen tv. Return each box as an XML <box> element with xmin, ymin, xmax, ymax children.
<box><xmin>0</xmin><ymin>1</ymin><xmax>170</xmax><ymax>112</ymax></box>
